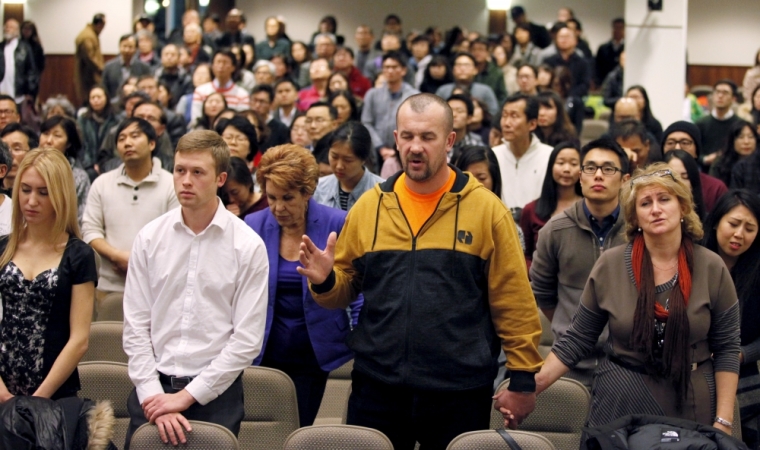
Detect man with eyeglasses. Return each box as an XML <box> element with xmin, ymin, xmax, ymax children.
<box><xmin>0</xmin><ymin>94</ymin><xmax>20</xmax><ymax>132</ymax></box>
<box><xmin>696</xmin><ymin>79</ymin><xmax>742</xmax><ymax>168</ymax></box>
<box><xmin>530</xmin><ymin>137</ymin><xmax>630</xmax><ymax>388</ymax></box>
<box><xmin>305</xmin><ymin>101</ymin><xmax>338</xmax><ymax>155</ymax></box>
<box><xmin>251</xmin><ymin>85</ymin><xmax>289</xmax><ymax>152</ymax></box>
<box><xmin>362</xmin><ymin>51</ymin><xmax>418</xmax><ymax>169</ymax></box>
<box><xmin>661</xmin><ymin>121</ymin><xmax>728</xmax><ymax>213</ymax></box>
<box><xmin>0</xmin><ymin>122</ymin><xmax>36</xmax><ymax>193</ymax></box>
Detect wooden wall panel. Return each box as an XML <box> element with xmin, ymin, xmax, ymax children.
<box><xmin>687</xmin><ymin>65</ymin><xmax>750</xmax><ymax>90</ymax></box>
<box><xmin>39</xmin><ymin>54</ymin><xmax>115</xmax><ymax>107</ymax></box>
<box><xmin>3</xmin><ymin>4</ymin><xmax>24</xmax><ymax>24</ymax></box>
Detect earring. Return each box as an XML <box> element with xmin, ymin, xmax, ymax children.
<box><xmin>638</xmin><ymin>227</ymin><xmax>642</xmax><ymax>232</ymax></box>
<box><xmin>681</xmin><ymin>218</ymin><xmax>684</xmax><ymax>223</ymax></box>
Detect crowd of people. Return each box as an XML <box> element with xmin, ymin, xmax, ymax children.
<box><xmin>0</xmin><ymin>4</ymin><xmax>757</xmax><ymax>450</ymax></box>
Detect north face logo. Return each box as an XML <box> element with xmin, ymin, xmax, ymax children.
<box><xmin>457</xmin><ymin>230</ymin><xmax>473</xmax><ymax>245</ymax></box>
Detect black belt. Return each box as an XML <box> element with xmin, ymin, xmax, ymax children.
<box><xmin>158</xmin><ymin>372</ymin><xmax>195</xmax><ymax>390</ymax></box>
<box><xmin>608</xmin><ymin>355</ymin><xmax>709</xmax><ymax>375</ymax></box>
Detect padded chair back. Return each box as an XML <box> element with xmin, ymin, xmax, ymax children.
<box><xmin>491</xmin><ymin>377</ymin><xmax>589</xmax><ymax>450</ymax></box>
<box><xmin>314</xmin><ymin>359</ymin><xmax>353</xmax><ymax>425</ymax></box>
<box><xmin>97</xmin><ymin>292</ymin><xmax>124</xmax><ymax>321</ymax></box>
<box><xmin>78</xmin><ymin>361</ymin><xmax>133</xmax><ymax>449</ymax></box>
<box><xmin>733</xmin><ymin>398</ymin><xmax>742</xmax><ymax>441</ymax></box>
<box><xmin>537</xmin><ymin>311</ymin><xmax>553</xmax><ymax>359</ymax></box>
<box><xmin>580</xmin><ymin>119</ymin><xmax>609</xmax><ymax>146</ymax></box>
<box><xmin>284</xmin><ymin>424</ymin><xmax>393</xmax><ymax>450</ymax></box>
<box><xmin>238</xmin><ymin>366</ymin><xmax>299</xmax><ymax>450</ymax></box>
<box><xmin>447</xmin><ymin>430</ymin><xmax>556</xmax><ymax>450</ymax></box>
<box><xmin>81</xmin><ymin>321</ymin><xmax>128</xmax><ymax>363</ymax></box>
<box><xmin>130</xmin><ymin>420</ymin><xmax>239</xmax><ymax>449</ymax></box>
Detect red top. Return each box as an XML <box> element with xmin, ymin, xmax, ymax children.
<box><xmin>346</xmin><ymin>66</ymin><xmax>371</xmax><ymax>99</ymax></box>
<box><xmin>519</xmin><ymin>200</ymin><xmax>548</xmax><ymax>272</ymax></box>
<box><xmin>297</xmin><ymin>85</ymin><xmax>324</xmax><ymax>112</ymax></box>
<box><xmin>699</xmin><ymin>172</ymin><xmax>728</xmax><ymax>215</ymax></box>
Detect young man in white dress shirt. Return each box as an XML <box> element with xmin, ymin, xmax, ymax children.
<box><xmin>122</xmin><ymin>130</ymin><xmax>269</xmax><ymax>448</ymax></box>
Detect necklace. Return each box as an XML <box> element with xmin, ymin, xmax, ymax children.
<box><xmin>652</xmin><ymin>261</ymin><xmax>678</xmax><ymax>271</ymax></box>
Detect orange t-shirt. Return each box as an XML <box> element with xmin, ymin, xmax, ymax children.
<box><xmin>394</xmin><ymin>169</ymin><xmax>456</xmax><ymax>236</ymax></box>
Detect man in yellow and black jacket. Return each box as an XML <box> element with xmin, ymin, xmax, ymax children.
<box><xmin>299</xmin><ymin>93</ymin><xmax>542</xmax><ymax>450</ymax></box>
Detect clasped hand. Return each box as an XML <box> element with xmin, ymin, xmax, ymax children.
<box><xmin>142</xmin><ymin>390</ymin><xmax>196</xmax><ymax>445</ymax></box>
<box><xmin>492</xmin><ymin>390</ymin><xmax>537</xmax><ymax>429</ymax></box>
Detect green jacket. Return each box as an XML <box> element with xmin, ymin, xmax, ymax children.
<box><xmin>475</xmin><ymin>61</ymin><xmax>508</xmax><ymax>105</ymax></box>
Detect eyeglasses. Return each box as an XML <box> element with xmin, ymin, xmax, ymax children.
<box><xmin>223</xmin><ymin>134</ymin><xmax>248</xmax><ymax>143</ymax></box>
<box><xmin>664</xmin><ymin>139</ymin><xmax>694</xmax><ymax>149</ymax></box>
<box><xmin>630</xmin><ymin>169</ymin><xmax>677</xmax><ymax>188</ymax></box>
<box><xmin>0</xmin><ymin>109</ymin><xmax>16</xmax><ymax>116</ymax></box>
<box><xmin>581</xmin><ymin>165</ymin><xmax>622</xmax><ymax>176</ymax></box>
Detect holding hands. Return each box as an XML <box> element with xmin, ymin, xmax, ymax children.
<box><xmin>492</xmin><ymin>390</ymin><xmax>537</xmax><ymax>429</ymax></box>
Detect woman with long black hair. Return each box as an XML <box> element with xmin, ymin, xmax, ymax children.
<box><xmin>519</xmin><ymin>142</ymin><xmax>582</xmax><ymax>266</ymax></box>
<box><xmin>703</xmin><ymin>190</ymin><xmax>760</xmax><ymax>449</ymax></box>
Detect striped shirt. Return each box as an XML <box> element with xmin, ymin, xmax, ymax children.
<box><xmin>190</xmin><ymin>80</ymin><xmax>250</xmax><ymax>125</ymax></box>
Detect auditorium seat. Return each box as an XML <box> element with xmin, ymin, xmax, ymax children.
<box><xmin>97</xmin><ymin>292</ymin><xmax>124</xmax><ymax>321</ymax></box>
<box><xmin>283</xmin><ymin>424</ymin><xmax>393</xmax><ymax>450</ymax></box>
<box><xmin>491</xmin><ymin>377</ymin><xmax>589</xmax><ymax>450</ymax></box>
<box><xmin>238</xmin><ymin>366</ymin><xmax>300</xmax><ymax>450</ymax></box>
<box><xmin>82</xmin><ymin>321</ymin><xmax>128</xmax><ymax>363</ymax></box>
<box><xmin>580</xmin><ymin>119</ymin><xmax>609</xmax><ymax>146</ymax></box>
<box><xmin>537</xmin><ymin>310</ymin><xmax>553</xmax><ymax>359</ymax></box>
<box><xmin>130</xmin><ymin>420</ymin><xmax>239</xmax><ymax>449</ymax></box>
<box><xmin>447</xmin><ymin>430</ymin><xmax>556</xmax><ymax>450</ymax></box>
<box><xmin>314</xmin><ymin>359</ymin><xmax>353</xmax><ymax>425</ymax></box>
<box><xmin>78</xmin><ymin>361</ymin><xmax>133</xmax><ymax>449</ymax></box>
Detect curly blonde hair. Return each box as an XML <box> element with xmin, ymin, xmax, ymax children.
<box><xmin>621</xmin><ymin>162</ymin><xmax>703</xmax><ymax>241</ymax></box>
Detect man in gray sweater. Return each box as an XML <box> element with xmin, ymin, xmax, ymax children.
<box><xmin>361</xmin><ymin>51</ymin><xmax>418</xmax><ymax>169</ymax></box>
<box><xmin>529</xmin><ymin>138</ymin><xmax>630</xmax><ymax>388</ymax></box>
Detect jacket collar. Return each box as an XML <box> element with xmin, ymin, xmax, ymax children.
<box><xmin>379</xmin><ymin>164</ymin><xmax>469</xmax><ymax>194</ymax></box>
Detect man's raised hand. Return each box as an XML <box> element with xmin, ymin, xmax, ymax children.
<box><xmin>297</xmin><ymin>232</ymin><xmax>337</xmax><ymax>285</ymax></box>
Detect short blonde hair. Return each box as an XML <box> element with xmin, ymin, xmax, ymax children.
<box><xmin>0</xmin><ymin>148</ymin><xmax>80</xmax><ymax>268</ymax></box>
<box><xmin>621</xmin><ymin>162</ymin><xmax>703</xmax><ymax>241</ymax></box>
<box><xmin>175</xmin><ymin>129</ymin><xmax>230</xmax><ymax>175</ymax></box>
<box><xmin>256</xmin><ymin>144</ymin><xmax>319</xmax><ymax>196</ymax></box>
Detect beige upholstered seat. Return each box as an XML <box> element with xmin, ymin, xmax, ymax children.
<box><xmin>238</xmin><ymin>366</ymin><xmax>300</xmax><ymax>450</ymax></box>
<box><xmin>537</xmin><ymin>311</ymin><xmax>553</xmax><ymax>359</ymax></box>
<box><xmin>580</xmin><ymin>119</ymin><xmax>610</xmax><ymax>146</ymax></box>
<box><xmin>97</xmin><ymin>292</ymin><xmax>124</xmax><ymax>321</ymax></box>
<box><xmin>491</xmin><ymin>377</ymin><xmax>590</xmax><ymax>450</ymax></box>
<box><xmin>314</xmin><ymin>359</ymin><xmax>353</xmax><ymax>425</ymax></box>
<box><xmin>733</xmin><ymin>399</ymin><xmax>742</xmax><ymax>441</ymax></box>
<box><xmin>283</xmin><ymin>424</ymin><xmax>393</xmax><ymax>450</ymax></box>
<box><xmin>78</xmin><ymin>361</ymin><xmax>133</xmax><ymax>449</ymax></box>
<box><xmin>81</xmin><ymin>321</ymin><xmax>128</xmax><ymax>363</ymax></box>
<box><xmin>447</xmin><ymin>430</ymin><xmax>556</xmax><ymax>450</ymax></box>
<box><xmin>130</xmin><ymin>420</ymin><xmax>239</xmax><ymax>449</ymax></box>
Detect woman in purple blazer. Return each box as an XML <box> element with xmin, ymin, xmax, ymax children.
<box><xmin>244</xmin><ymin>144</ymin><xmax>362</xmax><ymax>427</ymax></box>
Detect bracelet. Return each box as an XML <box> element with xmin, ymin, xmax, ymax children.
<box><xmin>714</xmin><ymin>416</ymin><xmax>733</xmax><ymax>428</ymax></box>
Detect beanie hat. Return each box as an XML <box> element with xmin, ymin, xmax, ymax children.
<box><xmin>661</xmin><ymin>121</ymin><xmax>702</xmax><ymax>157</ymax></box>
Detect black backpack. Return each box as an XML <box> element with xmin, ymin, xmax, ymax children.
<box><xmin>584</xmin><ymin>414</ymin><xmax>749</xmax><ymax>450</ymax></box>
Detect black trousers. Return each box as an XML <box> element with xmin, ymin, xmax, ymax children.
<box><xmin>261</xmin><ymin>357</ymin><xmax>330</xmax><ymax>427</ymax></box>
<box><xmin>124</xmin><ymin>374</ymin><xmax>244</xmax><ymax>450</ymax></box>
<box><xmin>346</xmin><ymin>370</ymin><xmax>492</xmax><ymax>450</ymax></box>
